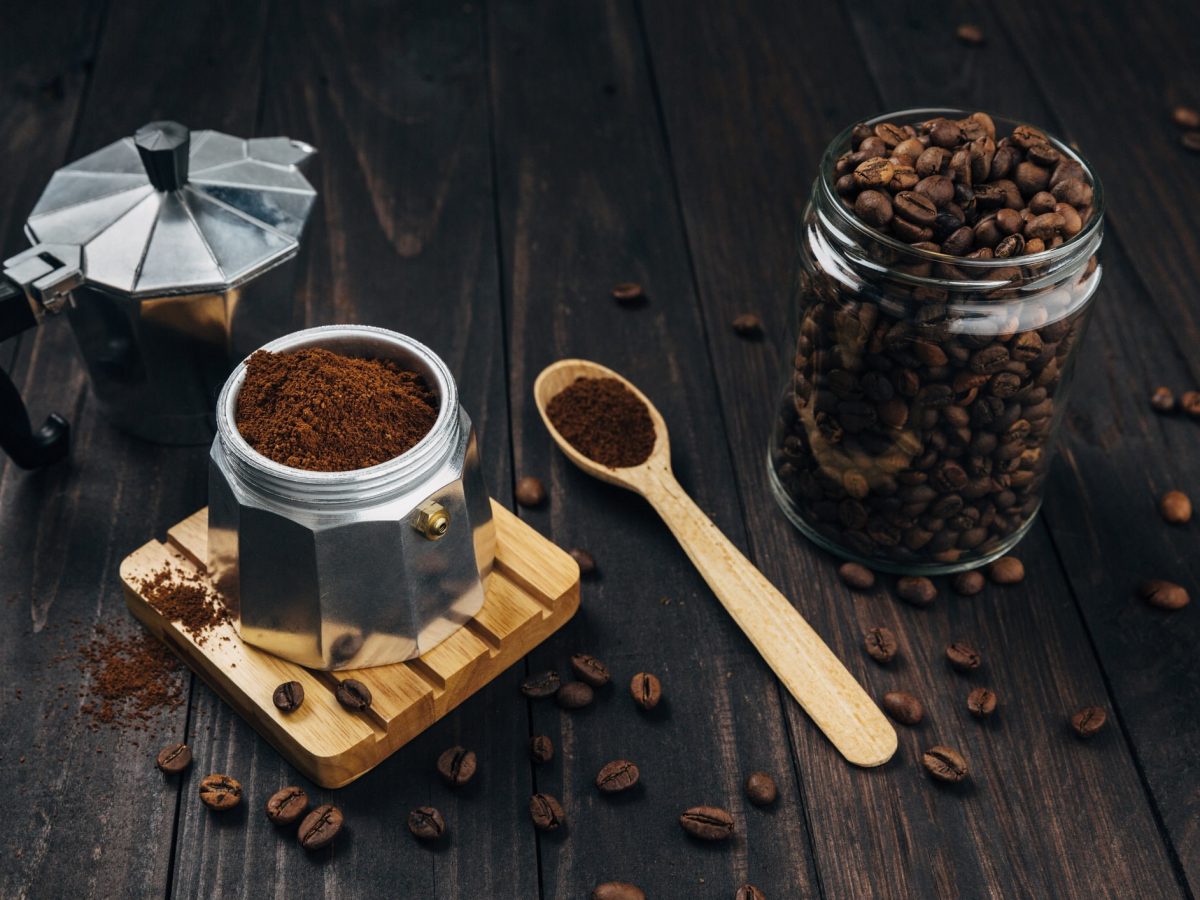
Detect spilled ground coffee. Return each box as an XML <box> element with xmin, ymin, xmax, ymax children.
<box><xmin>546</xmin><ymin>376</ymin><xmax>655</xmax><ymax>468</ymax></box>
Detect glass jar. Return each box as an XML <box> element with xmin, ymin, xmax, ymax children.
<box><xmin>768</xmin><ymin>108</ymin><xmax>1103</xmax><ymax>574</ymax></box>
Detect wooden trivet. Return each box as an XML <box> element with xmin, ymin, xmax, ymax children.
<box><xmin>119</xmin><ymin>501</ymin><xmax>580</xmax><ymax>788</ymax></box>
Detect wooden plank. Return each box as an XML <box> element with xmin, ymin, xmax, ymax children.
<box><xmin>489</xmin><ymin>2</ymin><xmax>821</xmax><ymax>896</ymax></box>
<box><xmin>639</xmin><ymin>0</ymin><xmax>1185</xmax><ymax>897</ymax></box>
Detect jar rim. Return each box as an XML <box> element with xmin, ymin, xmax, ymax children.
<box><xmin>819</xmin><ymin>107</ymin><xmax>1105</xmax><ymax>270</ymax></box>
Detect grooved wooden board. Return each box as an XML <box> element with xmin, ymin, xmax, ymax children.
<box><xmin>118</xmin><ymin>500</ymin><xmax>579</xmax><ymax>788</ymax></box>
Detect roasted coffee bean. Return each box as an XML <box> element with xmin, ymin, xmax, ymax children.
<box><xmin>298</xmin><ymin>804</ymin><xmax>344</xmax><ymax>850</ymax></box>
<box><xmin>854</xmin><ymin>190</ymin><xmax>893</xmax><ymax>228</ymax></box>
<box><xmin>1138</xmin><ymin>579</ymin><xmax>1190</xmax><ymax>610</ymax></box>
<box><xmin>529</xmin><ymin>793</ymin><xmax>566</xmax><ymax>831</ymax></box>
<box><xmin>946</xmin><ymin>640</ymin><xmax>982</xmax><ymax>672</ymax></box>
<box><xmin>955</xmin><ymin>23</ymin><xmax>984</xmax><ymax>45</ymax></box>
<box><xmin>156</xmin><ymin>742</ymin><xmax>192</xmax><ymax>775</ymax></box>
<box><xmin>407</xmin><ymin>806</ymin><xmax>445</xmax><ymax>841</ymax></box>
<box><xmin>854</xmin><ymin>157</ymin><xmax>894</xmax><ymax>189</ymax></box>
<box><xmin>1183</xmin><ymin>391</ymin><xmax>1200</xmax><ymax>417</ymax></box>
<box><xmin>838</xmin><ymin>562</ymin><xmax>876</xmax><ymax>590</ymax></box>
<box><xmin>1070</xmin><ymin>706</ymin><xmax>1107</xmax><ymax>738</ymax></box>
<box><xmin>437</xmin><ymin>746</ymin><xmax>477</xmax><ymax>787</ymax></box>
<box><xmin>630</xmin><ymin>672</ymin><xmax>662</xmax><ymax>710</ymax></box>
<box><xmin>952</xmin><ymin>570</ymin><xmax>986</xmax><ymax>596</ymax></box>
<box><xmin>967</xmin><ymin>687</ymin><xmax>998</xmax><ymax>718</ymax></box>
<box><xmin>335</xmin><ymin>678</ymin><xmax>372</xmax><ymax>711</ymax></box>
<box><xmin>744</xmin><ymin>771</ymin><xmax>778</xmax><ymax>806</ymax></box>
<box><xmin>199</xmin><ymin>774</ymin><xmax>243</xmax><ymax>811</ymax></box>
<box><xmin>273</xmin><ymin>681</ymin><xmax>304</xmax><ymax>713</ymax></box>
<box><xmin>679</xmin><ymin>805</ymin><xmax>735</xmax><ymax>841</ymax></box>
<box><xmin>592</xmin><ymin>883</ymin><xmax>646</xmax><ymax>900</ymax></box>
<box><xmin>1160</xmin><ymin>490</ymin><xmax>1192</xmax><ymax>525</ymax></box>
<box><xmin>596</xmin><ymin>760</ymin><xmax>640</xmax><ymax>793</ymax></box>
<box><xmin>897</xmin><ymin>576</ymin><xmax>937</xmax><ymax>607</ymax></box>
<box><xmin>557</xmin><ymin>681</ymin><xmax>595</xmax><ymax>709</ymax></box>
<box><xmin>571</xmin><ymin>653</ymin><xmax>611</xmax><ymax>687</ymax></box>
<box><xmin>1172</xmin><ymin>105</ymin><xmax>1200</xmax><ymax>129</ymax></box>
<box><xmin>882</xmin><ymin>690</ymin><xmax>924</xmax><ymax>726</ymax></box>
<box><xmin>530</xmin><ymin>734</ymin><xmax>555</xmax><ymax>764</ymax></box>
<box><xmin>515</xmin><ymin>476</ymin><xmax>547</xmax><ymax>508</ymax></box>
<box><xmin>1150</xmin><ymin>386</ymin><xmax>1176</xmax><ymax>413</ymax></box>
<box><xmin>569</xmin><ymin>547</ymin><xmax>597</xmax><ymax>575</ymax></box>
<box><xmin>864</xmin><ymin>626</ymin><xmax>898</xmax><ymax>664</ymax></box>
<box><xmin>266</xmin><ymin>786</ymin><xmax>309</xmax><ymax>826</ymax></box>
<box><xmin>988</xmin><ymin>556</ymin><xmax>1025</xmax><ymax>584</ymax></box>
<box><xmin>894</xmin><ymin>191</ymin><xmax>938</xmax><ymax>225</ymax></box>
<box><xmin>922</xmin><ymin>746</ymin><xmax>969</xmax><ymax>782</ymax></box>
<box><xmin>611</xmin><ymin>282</ymin><xmax>644</xmax><ymax>304</ymax></box>
<box><xmin>521</xmin><ymin>670</ymin><xmax>562</xmax><ymax>699</ymax></box>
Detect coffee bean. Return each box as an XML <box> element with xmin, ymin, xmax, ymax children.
<box><xmin>1070</xmin><ymin>706</ymin><xmax>1107</xmax><ymax>738</ymax></box>
<box><xmin>1160</xmin><ymin>490</ymin><xmax>1192</xmax><ymax>525</ymax></box>
<box><xmin>955</xmin><ymin>23</ymin><xmax>984</xmax><ymax>45</ymax></box>
<box><xmin>922</xmin><ymin>746</ymin><xmax>969</xmax><ymax>782</ymax></box>
<box><xmin>1182</xmin><ymin>391</ymin><xmax>1200</xmax><ymax>417</ymax></box>
<box><xmin>952</xmin><ymin>570</ymin><xmax>986</xmax><ymax>596</ymax></box>
<box><xmin>894</xmin><ymin>191</ymin><xmax>938</xmax><ymax>226</ymax></box>
<box><xmin>736</xmin><ymin>886</ymin><xmax>767</xmax><ymax>900</ymax></box>
<box><xmin>596</xmin><ymin>759</ymin><xmax>640</xmax><ymax>793</ymax></box>
<box><xmin>967</xmin><ymin>687</ymin><xmax>998</xmax><ymax>718</ymax></box>
<box><xmin>679</xmin><ymin>805</ymin><xmax>735</xmax><ymax>841</ymax></box>
<box><xmin>732</xmin><ymin>313</ymin><xmax>764</xmax><ymax>337</ymax></box>
<box><xmin>571</xmin><ymin>653</ymin><xmax>611</xmax><ymax>687</ymax></box>
<box><xmin>946</xmin><ymin>640</ymin><xmax>982</xmax><ymax>672</ymax></box>
<box><xmin>897</xmin><ymin>576</ymin><xmax>937</xmax><ymax>607</ymax></box>
<box><xmin>297</xmin><ymin>803</ymin><xmax>343</xmax><ymax>851</ymax></box>
<box><xmin>864</xmin><ymin>626</ymin><xmax>898</xmax><ymax>664</ymax></box>
<box><xmin>530</xmin><ymin>734</ymin><xmax>554</xmax><ymax>764</ymax></box>
<box><xmin>630</xmin><ymin>672</ymin><xmax>662</xmax><ymax>710</ymax></box>
<box><xmin>1138</xmin><ymin>579</ymin><xmax>1190</xmax><ymax>611</ymax></box>
<box><xmin>882</xmin><ymin>690</ymin><xmax>924</xmax><ymax>726</ymax></box>
<box><xmin>854</xmin><ymin>190</ymin><xmax>893</xmax><ymax>228</ymax></box>
<box><xmin>611</xmin><ymin>282</ymin><xmax>644</xmax><ymax>304</ymax></box>
<box><xmin>838</xmin><ymin>562</ymin><xmax>876</xmax><ymax>590</ymax></box>
<box><xmin>515</xmin><ymin>476</ymin><xmax>546</xmax><ymax>508</ymax></box>
<box><xmin>569</xmin><ymin>548</ymin><xmax>596</xmax><ymax>575</ymax></box>
<box><xmin>854</xmin><ymin>157</ymin><xmax>894</xmax><ymax>189</ymax></box>
<box><xmin>557</xmin><ymin>681</ymin><xmax>594</xmax><ymax>709</ymax></box>
<box><xmin>592</xmin><ymin>883</ymin><xmax>646</xmax><ymax>900</ymax></box>
<box><xmin>265</xmin><ymin>786</ymin><xmax>309</xmax><ymax>826</ymax></box>
<box><xmin>1182</xmin><ymin>132</ymin><xmax>1200</xmax><ymax>153</ymax></box>
<box><xmin>1150</xmin><ymin>386</ymin><xmax>1176</xmax><ymax>413</ymax></box>
<box><xmin>155</xmin><ymin>742</ymin><xmax>192</xmax><ymax>775</ymax></box>
<box><xmin>744</xmin><ymin>771</ymin><xmax>778</xmax><ymax>806</ymax></box>
<box><xmin>529</xmin><ymin>792</ymin><xmax>566</xmax><ymax>831</ymax></box>
<box><xmin>988</xmin><ymin>556</ymin><xmax>1025</xmax><ymax>584</ymax></box>
<box><xmin>335</xmin><ymin>678</ymin><xmax>372</xmax><ymax>711</ymax></box>
<box><xmin>1172</xmin><ymin>106</ymin><xmax>1200</xmax><ymax>129</ymax></box>
<box><xmin>436</xmin><ymin>746</ymin><xmax>478</xmax><ymax>787</ymax></box>
<box><xmin>198</xmin><ymin>773</ymin><xmax>243</xmax><ymax>811</ymax></box>
<box><xmin>407</xmin><ymin>806</ymin><xmax>445</xmax><ymax>841</ymax></box>
<box><xmin>273</xmin><ymin>681</ymin><xmax>304</xmax><ymax>713</ymax></box>
<box><xmin>521</xmin><ymin>670</ymin><xmax>562</xmax><ymax>699</ymax></box>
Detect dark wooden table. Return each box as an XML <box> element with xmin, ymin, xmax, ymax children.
<box><xmin>2</xmin><ymin>1</ymin><xmax>1197</xmax><ymax>897</ymax></box>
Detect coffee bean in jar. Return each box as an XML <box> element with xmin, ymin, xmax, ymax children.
<box><xmin>768</xmin><ymin>109</ymin><xmax>1103</xmax><ymax>573</ymax></box>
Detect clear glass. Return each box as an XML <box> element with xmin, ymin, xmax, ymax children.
<box><xmin>768</xmin><ymin>108</ymin><xmax>1104</xmax><ymax>574</ymax></box>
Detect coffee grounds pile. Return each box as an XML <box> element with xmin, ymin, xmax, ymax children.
<box><xmin>75</xmin><ymin>625</ymin><xmax>184</xmax><ymax>732</ymax></box>
<box><xmin>546</xmin><ymin>376</ymin><xmax>656</xmax><ymax>468</ymax></box>
<box><xmin>139</xmin><ymin>567</ymin><xmax>229</xmax><ymax>647</ymax></box>
<box><xmin>236</xmin><ymin>348</ymin><xmax>439</xmax><ymax>472</ymax></box>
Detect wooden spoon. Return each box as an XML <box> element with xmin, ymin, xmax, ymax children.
<box><xmin>534</xmin><ymin>358</ymin><xmax>896</xmax><ymax>768</ymax></box>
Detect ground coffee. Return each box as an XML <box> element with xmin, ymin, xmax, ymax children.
<box><xmin>546</xmin><ymin>377</ymin><xmax>655</xmax><ymax>468</ymax></box>
<box><xmin>73</xmin><ymin>625</ymin><xmax>185</xmax><ymax>732</ymax></box>
<box><xmin>236</xmin><ymin>348</ymin><xmax>439</xmax><ymax>472</ymax></box>
<box><xmin>139</xmin><ymin>567</ymin><xmax>228</xmax><ymax>647</ymax></box>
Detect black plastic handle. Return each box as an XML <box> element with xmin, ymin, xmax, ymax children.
<box><xmin>0</xmin><ymin>279</ymin><xmax>69</xmax><ymax>469</ymax></box>
<box><xmin>134</xmin><ymin>120</ymin><xmax>190</xmax><ymax>191</ymax></box>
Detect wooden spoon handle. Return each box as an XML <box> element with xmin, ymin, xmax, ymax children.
<box><xmin>640</xmin><ymin>468</ymin><xmax>896</xmax><ymax>767</ymax></box>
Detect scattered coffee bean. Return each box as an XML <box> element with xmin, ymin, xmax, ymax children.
<box><xmin>897</xmin><ymin>576</ymin><xmax>937</xmax><ymax>607</ymax></box>
<box><xmin>733</xmin><ymin>313</ymin><xmax>764</xmax><ymax>337</ymax></box>
<box><xmin>298</xmin><ymin>804</ymin><xmax>343</xmax><ymax>850</ymax></box>
<box><xmin>1182</xmin><ymin>391</ymin><xmax>1200</xmax><ymax>417</ymax></box>
<box><xmin>592</xmin><ymin>884</ymin><xmax>646</xmax><ymax>900</ymax></box>
<box><xmin>1138</xmin><ymin>579</ymin><xmax>1191</xmax><ymax>611</ymax></box>
<box><xmin>571</xmin><ymin>653</ymin><xmax>611</xmax><ymax>687</ymax></box>
<box><xmin>946</xmin><ymin>640</ymin><xmax>982</xmax><ymax>672</ymax></box>
<box><xmin>335</xmin><ymin>678</ymin><xmax>372</xmax><ymax>711</ymax></box>
<box><xmin>557</xmin><ymin>681</ymin><xmax>595</xmax><ymax>709</ymax></box>
<box><xmin>521</xmin><ymin>670</ymin><xmax>562</xmax><ymax>699</ymax></box>
<box><xmin>596</xmin><ymin>760</ymin><xmax>640</xmax><ymax>793</ymax></box>
<box><xmin>952</xmin><ymin>570</ymin><xmax>986</xmax><ymax>596</ymax></box>
<box><xmin>611</xmin><ymin>282</ymin><xmax>645</xmax><ymax>304</ymax></box>
<box><xmin>736</xmin><ymin>886</ymin><xmax>767</xmax><ymax>900</ymax></box>
<box><xmin>272</xmin><ymin>681</ymin><xmax>304</xmax><ymax>713</ymax></box>
<box><xmin>436</xmin><ymin>746</ymin><xmax>478</xmax><ymax>787</ymax></box>
<box><xmin>155</xmin><ymin>742</ymin><xmax>192</xmax><ymax>775</ymax></box>
<box><xmin>198</xmin><ymin>773</ymin><xmax>243</xmax><ymax>811</ymax></box>
<box><xmin>744</xmin><ymin>771</ymin><xmax>778</xmax><ymax>806</ymax></box>
<box><xmin>988</xmin><ymin>556</ymin><xmax>1025</xmax><ymax>585</ymax></box>
<box><xmin>967</xmin><ymin>687</ymin><xmax>998</xmax><ymax>718</ymax></box>
<box><xmin>569</xmin><ymin>547</ymin><xmax>596</xmax><ymax>575</ymax></box>
<box><xmin>1160</xmin><ymin>490</ymin><xmax>1192</xmax><ymax>525</ymax></box>
<box><xmin>838</xmin><ymin>562</ymin><xmax>876</xmax><ymax>590</ymax></box>
<box><xmin>265</xmin><ymin>786</ymin><xmax>309</xmax><ymax>826</ymax></box>
<box><xmin>679</xmin><ymin>805</ymin><xmax>735</xmax><ymax>841</ymax></box>
<box><xmin>530</xmin><ymin>734</ymin><xmax>555</xmax><ymax>764</ymax></box>
<box><xmin>630</xmin><ymin>672</ymin><xmax>662</xmax><ymax>710</ymax></box>
<box><xmin>1173</xmin><ymin>106</ymin><xmax>1200</xmax><ymax>129</ymax></box>
<box><xmin>529</xmin><ymin>793</ymin><xmax>566</xmax><ymax>831</ymax></box>
<box><xmin>864</xmin><ymin>626</ymin><xmax>898</xmax><ymax>664</ymax></box>
<box><xmin>955</xmin><ymin>23</ymin><xmax>984</xmax><ymax>45</ymax></box>
<box><xmin>922</xmin><ymin>746</ymin><xmax>969</xmax><ymax>782</ymax></box>
<box><xmin>515</xmin><ymin>476</ymin><xmax>546</xmax><ymax>508</ymax></box>
<box><xmin>1070</xmin><ymin>706</ymin><xmax>1107</xmax><ymax>738</ymax></box>
<box><xmin>407</xmin><ymin>806</ymin><xmax>446</xmax><ymax>841</ymax></box>
<box><xmin>1183</xmin><ymin>132</ymin><xmax>1200</xmax><ymax>153</ymax></box>
<box><xmin>882</xmin><ymin>690</ymin><xmax>924</xmax><ymax>726</ymax></box>
<box><xmin>1150</xmin><ymin>386</ymin><xmax>1176</xmax><ymax>413</ymax></box>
